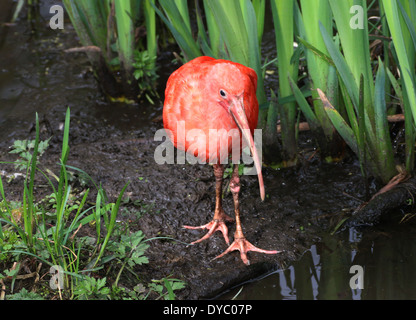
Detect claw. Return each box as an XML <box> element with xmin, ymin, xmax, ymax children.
<box><xmin>213</xmin><ymin>236</ymin><xmax>280</xmax><ymax>265</ymax></box>
<box><xmin>183</xmin><ymin>216</ymin><xmax>233</xmax><ymax>245</ymax></box>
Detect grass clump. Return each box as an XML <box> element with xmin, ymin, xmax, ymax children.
<box><xmin>0</xmin><ymin>108</ymin><xmax>184</xmax><ymax>300</ymax></box>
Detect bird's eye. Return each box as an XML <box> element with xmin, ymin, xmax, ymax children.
<box><xmin>219</xmin><ymin>89</ymin><xmax>227</xmax><ymax>98</ymax></box>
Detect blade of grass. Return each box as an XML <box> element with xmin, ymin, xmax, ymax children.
<box><xmin>114</xmin><ymin>0</ymin><xmax>135</xmax><ymax>74</ymax></box>
<box><xmin>318</xmin><ymin>88</ymin><xmax>358</xmax><ymax>155</ymax></box>
<box><xmin>383</xmin><ymin>0</ymin><xmax>416</xmax><ymax>127</ymax></box>
<box><xmin>163</xmin><ymin>278</ymin><xmax>175</xmax><ymax>300</ymax></box>
<box><xmin>63</xmin><ymin>0</ymin><xmax>110</xmax><ymax>62</ymax></box>
<box><xmin>23</xmin><ymin>112</ymin><xmax>40</xmax><ymax>250</ymax></box>
<box><xmin>397</xmin><ymin>0</ymin><xmax>416</xmax><ymax>70</ymax></box>
<box><xmin>93</xmin><ymin>189</ymin><xmax>102</xmax><ymax>244</ymax></box>
<box><xmin>296</xmin><ymin>37</ymin><xmax>334</xmax><ymax>67</ymax></box>
<box><xmin>143</xmin><ymin>0</ymin><xmax>157</xmax><ymax>71</ymax></box>
<box><xmin>356</xmin><ymin>75</ymin><xmax>367</xmax><ymax>179</ymax></box>
<box><xmin>206</xmin><ymin>0</ymin><xmax>269</xmax><ymax>135</ymax></box>
<box><xmin>386</xmin><ymin>63</ymin><xmax>414</xmax><ymax>172</ymax></box>
<box><xmin>94</xmin><ymin>182</ymin><xmax>130</xmax><ymax>268</ymax></box>
<box><xmin>55</xmin><ymin>108</ymin><xmax>70</xmax><ymax>222</ymax></box>
<box><xmin>206</xmin><ymin>0</ymin><xmax>249</xmax><ymax>64</ymax></box>
<box><xmin>296</xmin><ymin>0</ymin><xmax>347</xmax><ymax>160</ymax></box>
<box><xmin>329</xmin><ymin>0</ymin><xmax>374</xmax><ymax>110</ymax></box>
<box><xmin>298</xmin><ymin>0</ymin><xmax>335</xmax><ymax>133</ymax></box>
<box><xmin>54</xmin><ymin>185</ymin><xmax>71</xmax><ymax>251</ymax></box>
<box><xmin>271</xmin><ymin>0</ymin><xmax>298</xmax><ymax>164</ymax></box>
<box><xmin>200</xmin><ymin>0</ymin><xmax>221</xmax><ymax>58</ymax></box>
<box><xmin>288</xmin><ymin>75</ymin><xmax>320</xmax><ymax>132</ymax></box>
<box><xmin>0</xmin><ymin>174</ymin><xmax>11</xmax><ymax>219</ymax></box>
<box><xmin>195</xmin><ymin>0</ymin><xmax>215</xmax><ymax>57</ymax></box>
<box><xmin>153</xmin><ymin>0</ymin><xmax>202</xmax><ymax>61</ymax></box>
<box><xmin>374</xmin><ymin>58</ymin><xmax>395</xmax><ymax>176</ymax></box>
<box><xmin>320</xmin><ymin>22</ymin><xmax>359</xmax><ymax>108</ymax></box>
<box><xmin>402</xmin><ymin>82</ymin><xmax>416</xmax><ymax>173</ymax></box>
<box><xmin>252</xmin><ymin>0</ymin><xmax>266</xmax><ymax>47</ymax></box>
<box><xmin>386</xmin><ymin>66</ymin><xmax>404</xmax><ymax>106</ymax></box>
<box><xmin>62</xmin><ymin>189</ymin><xmax>91</xmax><ymax>245</ymax></box>
<box><xmin>240</xmin><ymin>0</ymin><xmax>266</xmax><ymax>104</ymax></box>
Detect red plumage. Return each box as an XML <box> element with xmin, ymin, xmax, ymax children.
<box><xmin>163</xmin><ymin>56</ymin><xmax>258</xmax><ymax>164</ymax></box>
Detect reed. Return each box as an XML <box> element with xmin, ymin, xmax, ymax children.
<box><xmin>63</xmin><ymin>0</ymin><xmax>111</xmax><ymax>65</ymax></box>
<box><xmin>114</xmin><ymin>0</ymin><xmax>135</xmax><ymax>81</ymax></box>
<box><xmin>270</xmin><ymin>0</ymin><xmax>298</xmax><ymax>165</ymax></box>
<box><xmin>383</xmin><ymin>0</ymin><xmax>416</xmax><ymax>173</ymax></box>
<box><xmin>314</xmin><ymin>0</ymin><xmax>397</xmax><ymax>184</ymax></box>
<box><xmin>63</xmin><ymin>0</ymin><xmax>158</xmax><ymax>101</ymax></box>
<box><xmin>155</xmin><ymin>0</ymin><xmax>267</xmax><ymax>103</ymax></box>
<box><xmin>206</xmin><ymin>0</ymin><xmax>267</xmax><ymax>103</ymax></box>
<box><xmin>292</xmin><ymin>0</ymin><xmax>342</xmax><ymax>162</ymax></box>
<box><xmin>152</xmin><ymin>0</ymin><xmax>202</xmax><ymax>61</ymax></box>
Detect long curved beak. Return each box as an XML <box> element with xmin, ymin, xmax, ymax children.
<box><xmin>228</xmin><ymin>94</ymin><xmax>265</xmax><ymax>201</ymax></box>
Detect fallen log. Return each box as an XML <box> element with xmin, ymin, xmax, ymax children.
<box><xmin>346</xmin><ymin>174</ymin><xmax>416</xmax><ymax>227</ymax></box>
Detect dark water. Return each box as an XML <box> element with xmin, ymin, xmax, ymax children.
<box><xmin>219</xmin><ymin>217</ymin><xmax>416</xmax><ymax>300</ymax></box>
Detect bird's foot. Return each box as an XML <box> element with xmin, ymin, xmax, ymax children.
<box><xmin>183</xmin><ymin>214</ymin><xmax>234</xmax><ymax>245</ymax></box>
<box><xmin>213</xmin><ymin>236</ymin><xmax>280</xmax><ymax>265</ymax></box>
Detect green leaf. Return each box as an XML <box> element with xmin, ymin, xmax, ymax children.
<box><xmin>94</xmin><ymin>182</ymin><xmax>130</xmax><ymax>267</ymax></box>
<box><xmin>383</xmin><ymin>0</ymin><xmax>416</xmax><ymax>127</ymax></box>
<box><xmin>319</xmin><ymin>88</ymin><xmax>358</xmax><ymax>155</ymax></box>
<box><xmin>7</xmin><ymin>288</ymin><xmax>44</xmax><ymax>300</ymax></box>
<box><xmin>152</xmin><ymin>0</ymin><xmax>201</xmax><ymax>61</ymax></box>
<box><xmin>373</xmin><ymin>58</ymin><xmax>395</xmax><ymax>176</ymax></box>
<box><xmin>320</xmin><ymin>22</ymin><xmax>359</xmax><ymax>108</ymax></box>
<box><xmin>288</xmin><ymin>75</ymin><xmax>320</xmax><ymax>131</ymax></box>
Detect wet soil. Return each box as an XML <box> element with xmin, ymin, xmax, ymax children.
<box><xmin>1</xmin><ymin>0</ymin><xmax>411</xmax><ymax>300</ymax></box>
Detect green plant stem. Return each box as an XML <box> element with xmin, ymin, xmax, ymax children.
<box><xmin>271</xmin><ymin>0</ymin><xmax>298</xmax><ymax>165</ymax></box>
<box><xmin>144</xmin><ymin>0</ymin><xmax>157</xmax><ymax>71</ymax></box>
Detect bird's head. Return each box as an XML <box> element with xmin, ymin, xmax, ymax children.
<box><xmin>209</xmin><ymin>62</ymin><xmax>265</xmax><ymax>201</ymax></box>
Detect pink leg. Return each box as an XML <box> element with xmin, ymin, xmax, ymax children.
<box><xmin>213</xmin><ymin>164</ymin><xmax>280</xmax><ymax>265</ymax></box>
<box><xmin>183</xmin><ymin>164</ymin><xmax>234</xmax><ymax>245</ymax></box>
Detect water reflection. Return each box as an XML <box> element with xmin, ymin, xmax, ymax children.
<box><xmin>221</xmin><ymin>218</ymin><xmax>416</xmax><ymax>300</ymax></box>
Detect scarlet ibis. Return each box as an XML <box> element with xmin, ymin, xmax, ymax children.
<box><xmin>163</xmin><ymin>56</ymin><xmax>279</xmax><ymax>265</ymax></box>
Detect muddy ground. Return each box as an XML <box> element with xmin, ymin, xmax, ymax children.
<box><xmin>0</xmin><ymin>5</ymin><xmax>378</xmax><ymax>299</ymax></box>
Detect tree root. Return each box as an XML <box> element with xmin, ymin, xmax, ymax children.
<box><xmin>346</xmin><ymin>172</ymin><xmax>415</xmax><ymax>227</ymax></box>
<box><xmin>0</xmin><ymin>261</ymin><xmax>43</xmax><ymax>300</ymax></box>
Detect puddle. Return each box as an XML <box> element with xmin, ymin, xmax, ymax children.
<box><xmin>218</xmin><ymin>215</ymin><xmax>416</xmax><ymax>300</ymax></box>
